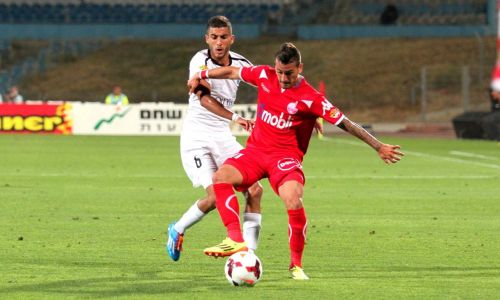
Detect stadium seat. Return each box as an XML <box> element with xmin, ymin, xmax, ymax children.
<box><xmin>317</xmin><ymin>0</ymin><xmax>489</xmax><ymax>25</ymax></box>
<box><xmin>0</xmin><ymin>0</ymin><xmax>284</xmax><ymax>25</ymax></box>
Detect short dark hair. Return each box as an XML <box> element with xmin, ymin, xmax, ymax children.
<box><xmin>275</xmin><ymin>42</ymin><xmax>301</xmax><ymax>66</ymax></box>
<box><xmin>207</xmin><ymin>16</ymin><xmax>232</xmax><ymax>34</ymax></box>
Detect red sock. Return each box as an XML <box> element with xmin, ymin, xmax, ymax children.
<box><xmin>288</xmin><ymin>207</ymin><xmax>307</xmax><ymax>268</ymax></box>
<box><xmin>213</xmin><ymin>183</ymin><xmax>244</xmax><ymax>242</ymax></box>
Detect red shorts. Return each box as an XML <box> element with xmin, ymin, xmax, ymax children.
<box><xmin>224</xmin><ymin>147</ymin><xmax>305</xmax><ymax>195</ymax></box>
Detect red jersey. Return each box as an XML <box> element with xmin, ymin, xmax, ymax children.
<box><xmin>240</xmin><ymin>65</ymin><xmax>345</xmax><ymax>160</ymax></box>
<box><xmin>492</xmin><ymin>65</ymin><xmax>500</xmax><ymax>81</ymax></box>
<box><xmin>491</xmin><ymin>66</ymin><xmax>500</xmax><ymax>90</ymax></box>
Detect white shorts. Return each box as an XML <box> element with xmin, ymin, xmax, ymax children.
<box><xmin>180</xmin><ymin>132</ymin><xmax>243</xmax><ymax>189</ymax></box>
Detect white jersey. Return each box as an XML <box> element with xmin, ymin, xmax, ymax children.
<box><xmin>183</xmin><ymin>49</ymin><xmax>252</xmax><ymax>135</ymax></box>
<box><xmin>180</xmin><ymin>49</ymin><xmax>252</xmax><ymax>188</ymax></box>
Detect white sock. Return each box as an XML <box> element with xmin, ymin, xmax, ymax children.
<box><xmin>174</xmin><ymin>200</ymin><xmax>205</xmax><ymax>234</ymax></box>
<box><xmin>243</xmin><ymin>212</ymin><xmax>262</xmax><ymax>253</ymax></box>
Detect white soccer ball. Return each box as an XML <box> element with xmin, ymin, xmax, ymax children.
<box><xmin>224</xmin><ymin>251</ymin><xmax>263</xmax><ymax>287</ymax></box>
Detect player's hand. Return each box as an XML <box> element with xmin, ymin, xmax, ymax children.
<box><xmin>236</xmin><ymin>117</ymin><xmax>255</xmax><ymax>132</ymax></box>
<box><xmin>377</xmin><ymin>144</ymin><xmax>404</xmax><ymax>164</ymax></box>
<box><xmin>187</xmin><ymin>72</ymin><xmax>201</xmax><ymax>94</ymax></box>
<box><xmin>314</xmin><ymin>118</ymin><xmax>323</xmax><ymax>135</ymax></box>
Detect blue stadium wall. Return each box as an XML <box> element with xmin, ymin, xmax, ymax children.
<box><xmin>298</xmin><ymin>25</ymin><xmax>495</xmax><ymax>40</ymax></box>
<box><xmin>0</xmin><ymin>23</ymin><xmax>260</xmax><ymax>39</ymax></box>
<box><xmin>0</xmin><ymin>23</ymin><xmax>495</xmax><ymax>40</ymax></box>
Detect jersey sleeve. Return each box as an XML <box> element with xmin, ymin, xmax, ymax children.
<box><xmin>231</xmin><ymin>51</ymin><xmax>253</xmax><ymax>67</ymax></box>
<box><xmin>189</xmin><ymin>52</ymin><xmax>206</xmax><ymax>78</ymax></box>
<box><xmin>491</xmin><ymin>66</ymin><xmax>500</xmax><ymax>90</ymax></box>
<box><xmin>239</xmin><ymin>65</ymin><xmax>267</xmax><ymax>87</ymax></box>
<box><xmin>189</xmin><ymin>52</ymin><xmax>213</xmax><ymax>87</ymax></box>
<box><xmin>310</xmin><ymin>95</ymin><xmax>345</xmax><ymax>125</ymax></box>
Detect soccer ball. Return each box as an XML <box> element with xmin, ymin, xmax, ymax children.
<box><xmin>224</xmin><ymin>251</ymin><xmax>263</xmax><ymax>287</ymax></box>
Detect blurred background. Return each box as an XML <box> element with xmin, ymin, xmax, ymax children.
<box><xmin>0</xmin><ymin>0</ymin><xmax>497</xmax><ymax>123</ymax></box>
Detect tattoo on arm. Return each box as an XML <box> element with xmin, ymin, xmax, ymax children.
<box><xmin>337</xmin><ymin>122</ymin><xmax>347</xmax><ymax>131</ymax></box>
<box><xmin>339</xmin><ymin>118</ymin><xmax>382</xmax><ymax>151</ymax></box>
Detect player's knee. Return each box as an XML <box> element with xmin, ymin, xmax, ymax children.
<box><xmin>244</xmin><ymin>183</ymin><xmax>262</xmax><ymax>212</ymax></box>
<box><xmin>285</xmin><ymin>197</ymin><xmax>303</xmax><ymax>210</ymax></box>
<box><xmin>212</xmin><ymin>165</ymin><xmax>236</xmax><ymax>184</ymax></box>
<box><xmin>212</xmin><ymin>172</ymin><xmax>223</xmax><ymax>184</ymax></box>
<box><xmin>248</xmin><ymin>183</ymin><xmax>263</xmax><ymax>201</ymax></box>
<box><xmin>279</xmin><ymin>181</ymin><xmax>304</xmax><ymax>210</ymax></box>
<box><xmin>212</xmin><ymin>169</ymin><xmax>229</xmax><ymax>184</ymax></box>
<box><xmin>280</xmin><ymin>192</ymin><xmax>303</xmax><ymax>210</ymax></box>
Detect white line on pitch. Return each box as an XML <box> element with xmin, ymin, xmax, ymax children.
<box><xmin>449</xmin><ymin>151</ymin><xmax>498</xmax><ymax>161</ymax></box>
<box><xmin>322</xmin><ymin>137</ymin><xmax>500</xmax><ymax>171</ymax></box>
<box><xmin>1</xmin><ymin>173</ymin><xmax>182</xmax><ymax>178</ymax></box>
<box><xmin>308</xmin><ymin>175</ymin><xmax>495</xmax><ymax>180</ymax></box>
<box><xmin>405</xmin><ymin>150</ymin><xmax>500</xmax><ymax>170</ymax></box>
<box><xmin>2</xmin><ymin>173</ymin><xmax>495</xmax><ymax>180</ymax></box>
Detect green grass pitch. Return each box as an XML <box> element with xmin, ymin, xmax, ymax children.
<box><xmin>1</xmin><ymin>134</ymin><xmax>499</xmax><ymax>299</ymax></box>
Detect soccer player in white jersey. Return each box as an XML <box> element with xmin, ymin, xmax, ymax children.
<box><xmin>167</xmin><ymin>16</ymin><xmax>263</xmax><ymax>261</ymax></box>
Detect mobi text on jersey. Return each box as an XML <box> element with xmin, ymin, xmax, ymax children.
<box><xmin>260</xmin><ymin>109</ymin><xmax>293</xmax><ymax>130</ymax></box>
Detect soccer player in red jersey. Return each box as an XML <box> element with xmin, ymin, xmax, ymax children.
<box><xmin>188</xmin><ymin>43</ymin><xmax>404</xmax><ymax>280</ymax></box>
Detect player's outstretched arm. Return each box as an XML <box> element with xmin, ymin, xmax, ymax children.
<box><xmin>338</xmin><ymin>117</ymin><xmax>404</xmax><ymax>164</ymax></box>
<box><xmin>187</xmin><ymin>66</ymin><xmax>241</xmax><ymax>94</ymax></box>
<box><xmin>199</xmin><ymin>94</ymin><xmax>253</xmax><ymax>131</ymax></box>
<box><xmin>193</xmin><ymin>80</ymin><xmax>253</xmax><ymax>131</ymax></box>
<box><xmin>377</xmin><ymin>143</ymin><xmax>404</xmax><ymax>164</ymax></box>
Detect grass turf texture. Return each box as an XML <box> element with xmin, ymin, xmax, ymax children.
<box><xmin>0</xmin><ymin>135</ymin><xmax>499</xmax><ymax>299</ymax></box>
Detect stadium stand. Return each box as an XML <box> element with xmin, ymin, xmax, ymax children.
<box><xmin>0</xmin><ymin>40</ymin><xmax>102</xmax><ymax>95</ymax></box>
<box><xmin>0</xmin><ymin>0</ymin><xmax>286</xmax><ymax>24</ymax></box>
<box><xmin>0</xmin><ymin>0</ymin><xmax>489</xmax><ymax>26</ymax></box>
<box><xmin>312</xmin><ymin>0</ymin><xmax>488</xmax><ymax>25</ymax></box>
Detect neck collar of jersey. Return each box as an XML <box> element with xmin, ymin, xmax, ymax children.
<box><xmin>208</xmin><ymin>49</ymin><xmax>232</xmax><ymax>66</ymax></box>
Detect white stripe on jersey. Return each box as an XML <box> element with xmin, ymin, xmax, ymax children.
<box><xmin>183</xmin><ymin>49</ymin><xmax>252</xmax><ymax>134</ymax></box>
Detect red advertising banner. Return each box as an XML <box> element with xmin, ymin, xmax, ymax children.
<box><xmin>0</xmin><ymin>103</ymin><xmax>72</xmax><ymax>134</ymax></box>
<box><xmin>492</xmin><ymin>0</ymin><xmax>500</xmax><ymax>90</ymax></box>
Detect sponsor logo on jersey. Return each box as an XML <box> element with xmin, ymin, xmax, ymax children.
<box><xmin>321</xmin><ymin>98</ymin><xmax>334</xmax><ymax>116</ymax></box>
<box><xmin>199</xmin><ymin>65</ymin><xmax>208</xmax><ymax>71</ymax></box>
<box><xmin>214</xmin><ymin>97</ymin><xmax>234</xmax><ymax>108</ymax></box>
<box><xmin>260</xmin><ymin>109</ymin><xmax>293</xmax><ymax>129</ymax></box>
<box><xmin>287</xmin><ymin>101</ymin><xmax>298</xmax><ymax>115</ymax></box>
<box><xmin>277</xmin><ymin>158</ymin><xmax>302</xmax><ymax>171</ymax></box>
<box><xmin>329</xmin><ymin>108</ymin><xmax>341</xmax><ymax>119</ymax></box>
